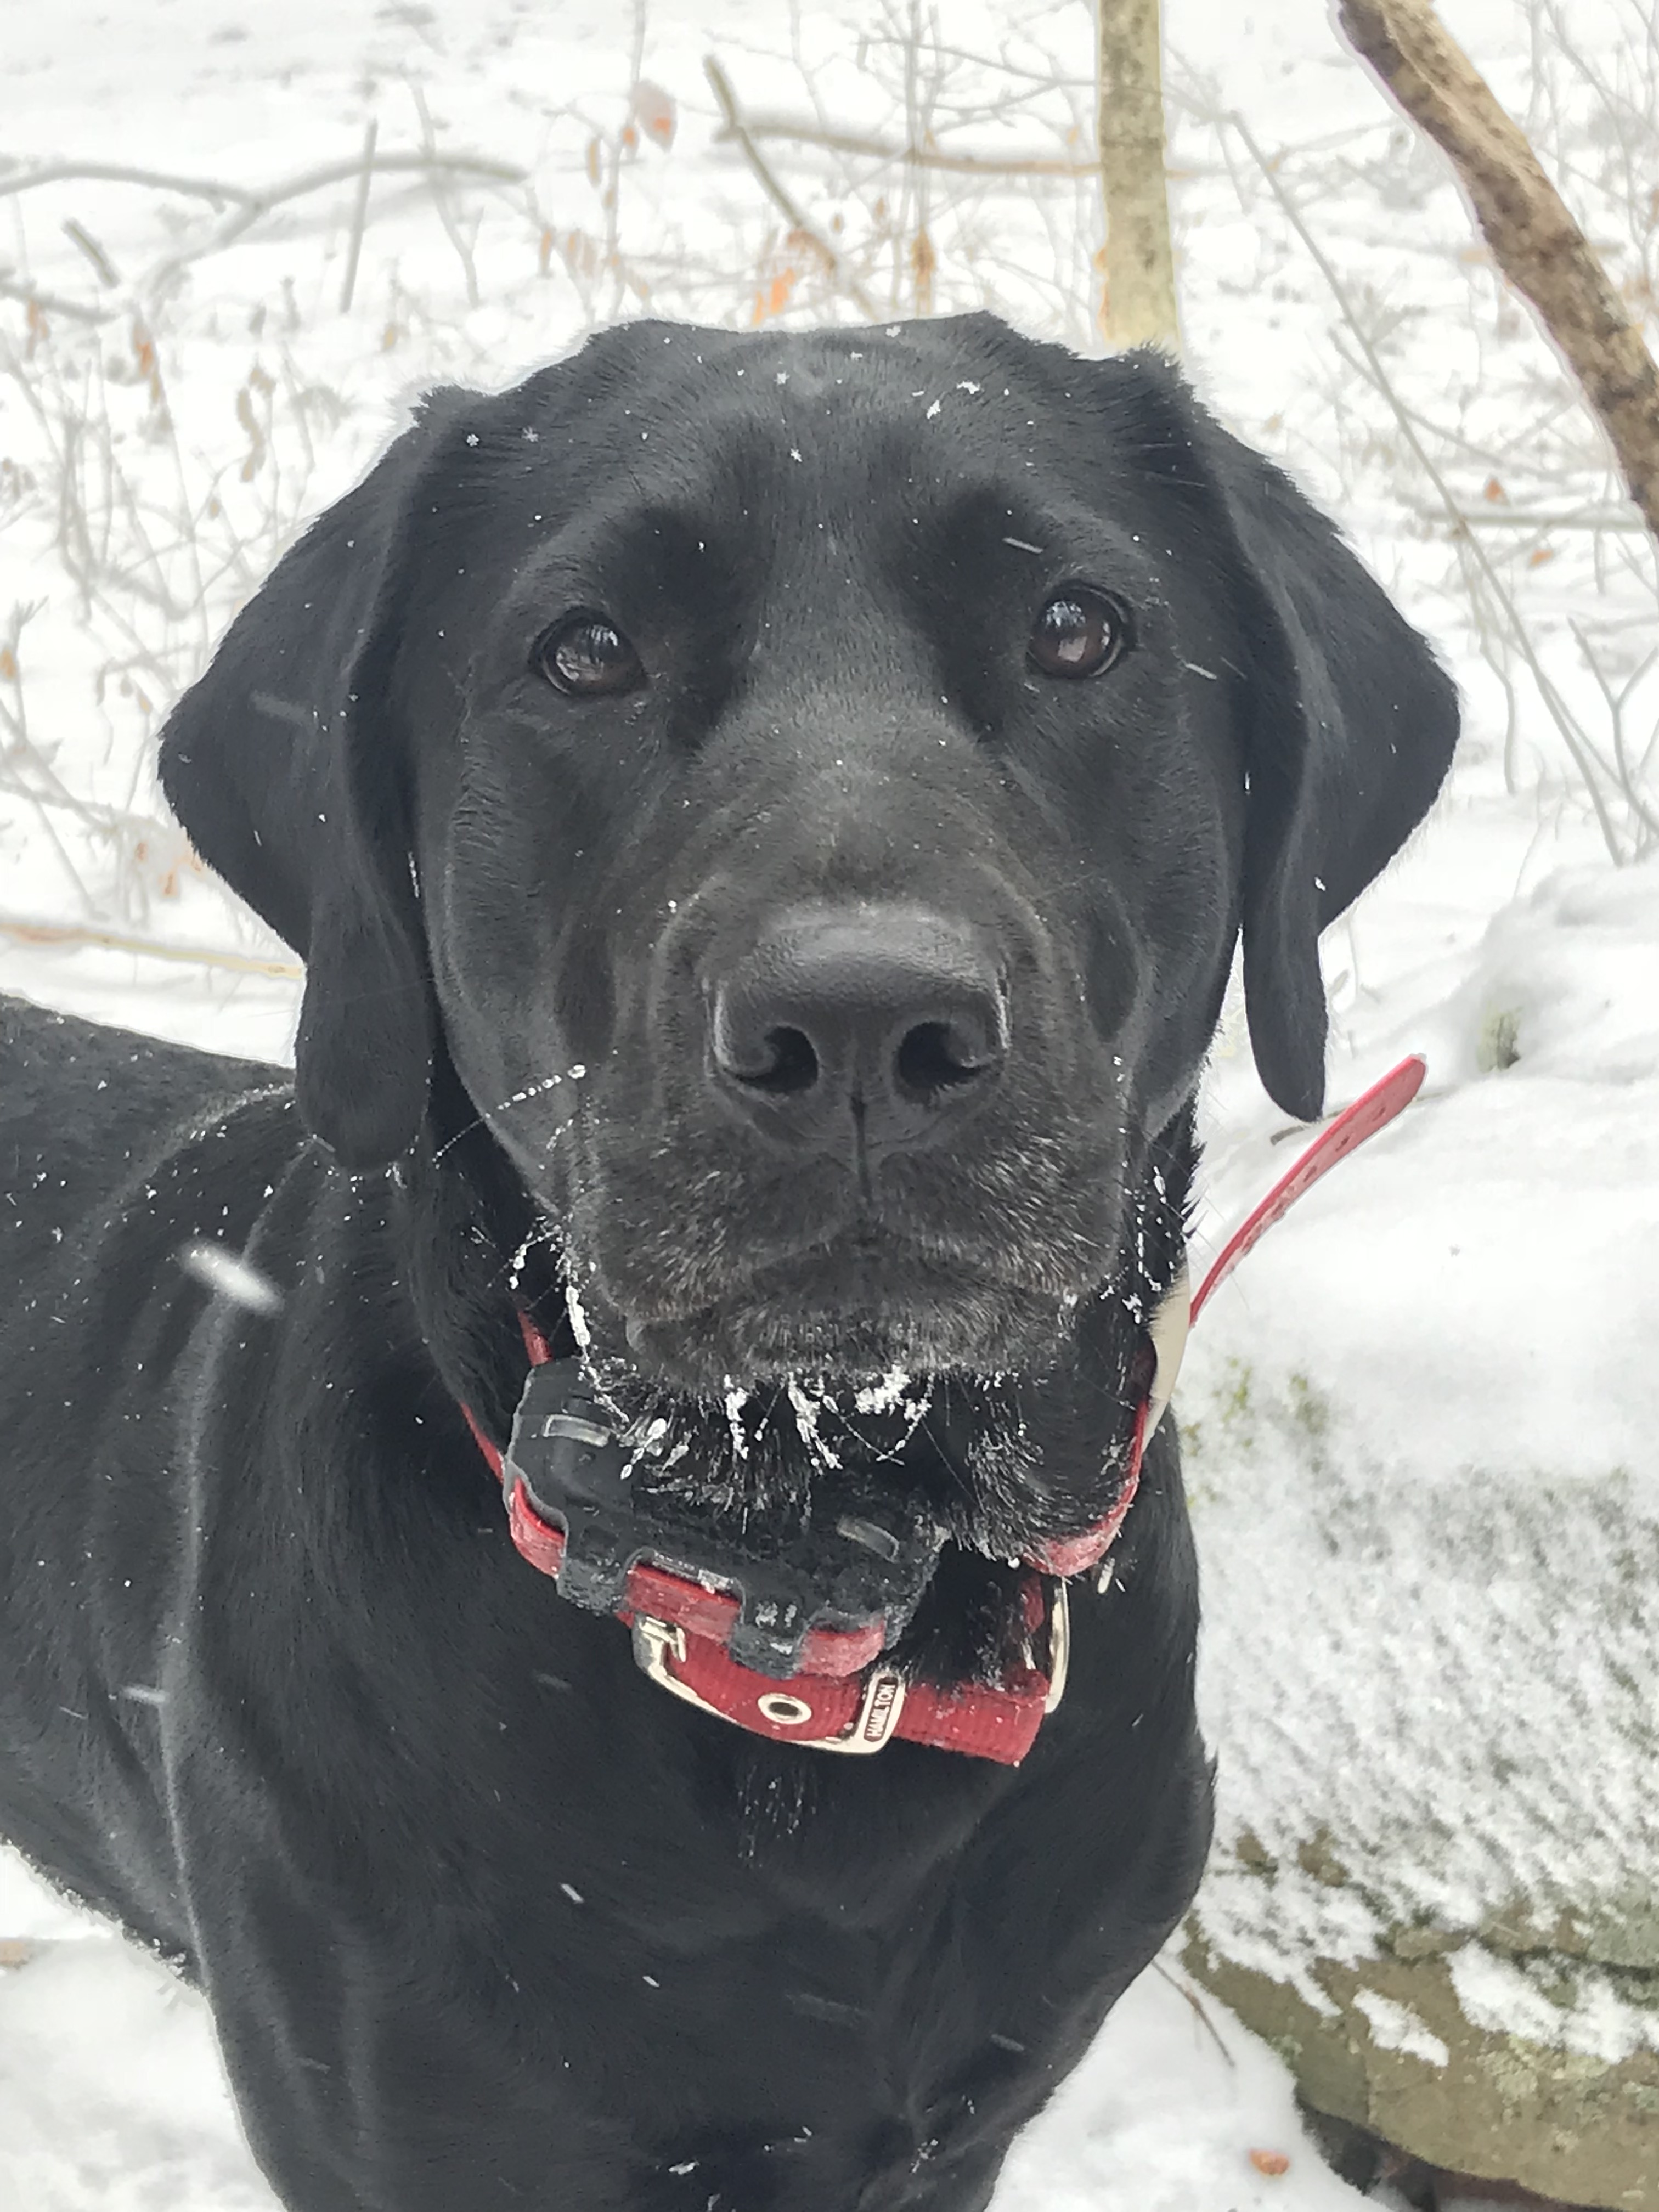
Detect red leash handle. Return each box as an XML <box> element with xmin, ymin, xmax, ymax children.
<box><xmin>1190</xmin><ymin>1054</ymin><xmax>1425</xmax><ymax>1325</ymax></box>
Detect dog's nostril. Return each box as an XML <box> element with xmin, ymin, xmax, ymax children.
<box><xmin>711</xmin><ymin>986</ymin><xmax>819</xmax><ymax>1093</ymax></box>
<box><xmin>894</xmin><ymin>1019</ymin><xmax>997</xmax><ymax>1101</ymax></box>
<box><xmin>737</xmin><ymin>1026</ymin><xmax>819</xmax><ymax>1096</ymax></box>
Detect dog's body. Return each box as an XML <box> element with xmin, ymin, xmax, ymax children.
<box><xmin>1</xmin><ymin>316</ymin><xmax>1457</xmax><ymax>2211</ymax></box>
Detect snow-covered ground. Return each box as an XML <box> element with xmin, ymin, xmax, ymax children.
<box><xmin>3</xmin><ymin>0</ymin><xmax>1656</xmax><ymax>2205</ymax></box>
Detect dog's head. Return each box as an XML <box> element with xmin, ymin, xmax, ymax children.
<box><xmin>161</xmin><ymin>316</ymin><xmax>1456</xmax><ymax>1402</ymax></box>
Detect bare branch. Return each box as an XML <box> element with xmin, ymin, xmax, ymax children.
<box><xmin>703</xmin><ymin>57</ymin><xmax>881</xmax><ymax>320</ymax></box>
<box><xmin>0</xmin><ymin>276</ymin><xmax>110</xmax><ymax>324</ymax></box>
<box><xmin>338</xmin><ymin>122</ymin><xmax>379</xmax><ymax>315</ymax></box>
<box><xmin>1336</xmin><ymin>0</ymin><xmax>1659</xmax><ymax>551</ymax></box>
<box><xmin>61</xmin><ymin>221</ymin><xmax>120</xmax><ymax>287</ymax></box>
<box><xmin>1226</xmin><ymin>107</ymin><xmax>1635</xmax><ymax>865</ymax></box>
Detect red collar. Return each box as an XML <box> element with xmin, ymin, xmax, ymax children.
<box><xmin>463</xmin><ymin>1057</ymin><xmax>1424</xmax><ymax>1764</ymax></box>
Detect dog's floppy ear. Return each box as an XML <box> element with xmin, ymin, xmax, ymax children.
<box><xmin>1153</xmin><ymin>371</ymin><xmax>1459</xmax><ymax>1120</ymax></box>
<box><xmin>160</xmin><ymin>392</ymin><xmax>465</xmax><ymax>1170</ymax></box>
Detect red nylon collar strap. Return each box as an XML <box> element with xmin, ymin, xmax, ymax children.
<box><xmin>462</xmin><ymin>1057</ymin><xmax>1424</xmax><ymax>1765</ymax></box>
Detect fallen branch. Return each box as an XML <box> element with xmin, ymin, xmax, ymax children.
<box><xmin>1404</xmin><ymin>505</ymin><xmax>1647</xmax><ymax>533</ymax></box>
<box><xmin>714</xmin><ymin>112</ymin><xmax>1100</xmax><ymax>179</ymax></box>
<box><xmin>0</xmin><ymin>149</ymin><xmax>524</xmax><ymax>209</ymax></box>
<box><xmin>1335</xmin><ymin>0</ymin><xmax>1659</xmax><ymax>551</ymax></box>
<box><xmin>0</xmin><ymin>914</ymin><xmax>301</xmax><ymax>979</ymax></box>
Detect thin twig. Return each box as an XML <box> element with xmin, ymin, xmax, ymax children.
<box><xmin>703</xmin><ymin>57</ymin><xmax>881</xmax><ymax>319</ymax></box>
<box><xmin>409</xmin><ymin>86</ymin><xmax>480</xmax><ymax>308</ymax></box>
<box><xmin>339</xmin><ymin>121</ymin><xmax>379</xmax><ymax>314</ymax></box>
<box><xmin>61</xmin><ymin>220</ymin><xmax>120</xmax><ymax>286</ymax></box>
<box><xmin>1569</xmin><ymin>623</ymin><xmax>1659</xmax><ymax>844</ymax></box>
<box><xmin>0</xmin><ymin>276</ymin><xmax>110</xmax><ymax>324</ymax></box>
<box><xmin>1152</xmin><ymin>1959</ymin><xmax>1237</xmax><ymax>2069</ymax></box>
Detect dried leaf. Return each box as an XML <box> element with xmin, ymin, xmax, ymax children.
<box><xmin>751</xmin><ymin>267</ymin><xmax>799</xmax><ymax>325</ymax></box>
<box><xmin>1482</xmin><ymin>475</ymin><xmax>1508</xmax><ymax>503</ymax></box>
<box><xmin>910</xmin><ymin>225</ymin><xmax>936</xmax><ymax>314</ymax></box>
<box><xmin>1526</xmin><ymin>546</ymin><xmax>1556</xmax><ymax>568</ymax></box>
<box><xmin>630</xmin><ymin>79</ymin><xmax>676</xmax><ymax>150</ymax></box>
<box><xmin>1249</xmin><ymin>2149</ymin><xmax>1290</xmax><ymax>2177</ymax></box>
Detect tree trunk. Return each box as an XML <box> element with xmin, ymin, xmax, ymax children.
<box><xmin>1336</xmin><ymin>0</ymin><xmax>1659</xmax><ymax>553</ymax></box>
<box><xmin>1096</xmin><ymin>0</ymin><xmax>1180</xmax><ymax>353</ymax></box>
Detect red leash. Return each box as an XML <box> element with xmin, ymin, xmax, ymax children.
<box><xmin>464</xmin><ymin>1057</ymin><xmax>1425</xmax><ymax>1763</ymax></box>
<box><xmin>1189</xmin><ymin>1054</ymin><xmax>1425</xmax><ymax>1323</ymax></box>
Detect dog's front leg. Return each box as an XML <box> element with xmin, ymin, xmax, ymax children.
<box><xmin>185</xmin><ymin>1882</ymin><xmax>631</xmax><ymax>2212</ymax></box>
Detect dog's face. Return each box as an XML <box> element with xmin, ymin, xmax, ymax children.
<box><xmin>161</xmin><ymin>317</ymin><xmax>1457</xmax><ymax>1398</ymax></box>
<box><xmin>407</xmin><ymin>326</ymin><xmax>1248</xmax><ymax>1390</ymax></box>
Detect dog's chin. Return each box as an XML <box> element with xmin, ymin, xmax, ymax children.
<box><xmin>623</xmin><ymin>1272</ymin><xmax>1076</xmax><ymax>1395</ymax></box>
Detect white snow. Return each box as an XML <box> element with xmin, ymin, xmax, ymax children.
<box><xmin>3</xmin><ymin>0</ymin><xmax>1656</xmax><ymax>2201</ymax></box>
<box><xmin>176</xmin><ymin>1240</ymin><xmax>284</xmax><ymax>1314</ymax></box>
<box><xmin>1352</xmin><ymin>1991</ymin><xmax>1451</xmax><ymax>2072</ymax></box>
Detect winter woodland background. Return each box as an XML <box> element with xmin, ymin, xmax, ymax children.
<box><xmin>2</xmin><ymin>0</ymin><xmax>1657</xmax><ymax>2205</ymax></box>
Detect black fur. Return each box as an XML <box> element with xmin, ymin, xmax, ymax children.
<box><xmin>0</xmin><ymin>315</ymin><xmax>1457</xmax><ymax>2211</ymax></box>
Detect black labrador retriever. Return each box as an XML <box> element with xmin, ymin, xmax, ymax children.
<box><xmin>0</xmin><ymin>314</ymin><xmax>1457</xmax><ymax>2211</ymax></box>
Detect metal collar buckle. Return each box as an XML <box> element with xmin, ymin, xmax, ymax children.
<box><xmin>1043</xmin><ymin>1578</ymin><xmax>1070</xmax><ymax>1713</ymax></box>
<box><xmin>631</xmin><ymin>1615</ymin><xmax>908</xmax><ymax>1754</ymax></box>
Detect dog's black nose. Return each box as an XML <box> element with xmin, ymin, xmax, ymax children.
<box><xmin>707</xmin><ymin>906</ymin><xmax>1007</xmax><ymax>1154</ymax></box>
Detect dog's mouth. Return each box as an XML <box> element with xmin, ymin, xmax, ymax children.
<box><xmin>607</xmin><ymin>1234</ymin><xmax>1091</xmax><ymax>1398</ymax></box>
<box><xmin>548</xmin><ymin>1210</ymin><xmax>1164</xmax><ymax>1564</ymax></box>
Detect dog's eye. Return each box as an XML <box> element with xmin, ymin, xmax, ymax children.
<box><xmin>533</xmin><ymin>615</ymin><xmax>645</xmax><ymax>698</ymax></box>
<box><xmin>1028</xmin><ymin>590</ymin><xmax>1131</xmax><ymax>679</ymax></box>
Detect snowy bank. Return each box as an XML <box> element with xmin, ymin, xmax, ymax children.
<box><xmin>1184</xmin><ymin>855</ymin><xmax>1659</xmax><ymax>2204</ymax></box>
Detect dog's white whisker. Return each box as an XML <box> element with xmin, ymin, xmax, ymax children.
<box><xmin>434</xmin><ymin>1074</ymin><xmax>572</xmax><ymax>1163</ymax></box>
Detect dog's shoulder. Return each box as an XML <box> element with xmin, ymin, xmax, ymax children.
<box><xmin>0</xmin><ymin>994</ymin><xmax>294</xmax><ymax>1265</ymax></box>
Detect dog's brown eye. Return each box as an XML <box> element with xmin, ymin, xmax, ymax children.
<box><xmin>1028</xmin><ymin>590</ymin><xmax>1131</xmax><ymax>679</ymax></box>
<box><xmin>534</xmin><ymin>615</ymin><xmax>645</xmax><ymax>698</ymax></box>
